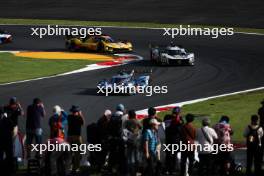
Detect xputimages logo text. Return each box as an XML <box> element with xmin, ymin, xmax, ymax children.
<box><xmin>30</xmin><ymin>25</ymin><xmax>102</xmax><ymax>38</ymax></box>
<box><xmin>163</xmin><ymin>25</ymin><xmax>234</xmax><ymax>39</ymax></box>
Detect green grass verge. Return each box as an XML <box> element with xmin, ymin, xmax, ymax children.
<box><xmin>0</xmin><ymin>52</ymin><xmax>99</xmax><ymax>83</ymax></box>
<box><xmin>158</xmin><ymin>90</ymin><xmax>264</xmax><ymax>143</ymax></box>
<box><xmin>0</xmin><ymin>18</ymin><xmax>264</xmax><ymax>34</ymax></box>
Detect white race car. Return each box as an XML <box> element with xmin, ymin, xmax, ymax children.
<box><xmin>0</xmin><ymin>29</ymin><xmax>12</xmax><ymax>44</ymax></box>
<box><xmin>150</xmin><ymin>44</ymin><xmax>195</xmax><ymax>66</ymax></box>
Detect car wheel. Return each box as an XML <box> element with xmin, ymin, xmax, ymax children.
<box><xmin>156</xmin><ymin>58</ymin><xmax>162</xmax><ymax>65</ymax></box>
<box><xmin>66</xmin><ymin>42</ymin><xmax>76</xmax><ymax>52</ymax></box>
<box><xmin>189</xmin><ymin>61</ymin><xmax>195</xmax><ymax>66</ymax></box>
<box><xmin>161</xmin><ymin>59</ymin><xmax>167</xmax><ymax>66</ymax></box>
<box><xmin>150</xmin><ymin>51</ymin><xmax>154</xmax><ymax>60</ymax></box>
<box><xmin>150</xmin><ymin>52</ymin><xmax>157</xmax><ymax>64</ymax></box>
<box><xmin>97</xmin><ymin>42</ymin><xmax>104</xmax><ymax>52</ymax></box>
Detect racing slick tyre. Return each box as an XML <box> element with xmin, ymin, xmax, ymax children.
<box><xmin>188</xmin><ymin>60</ymin><xmax>195</xmax><ymax>66</ymax></box>
<box><xmin>66</xmin><ymin>42</ymin><xmax>76</xmax><ymax>52</ymax></box>
<box><xmin>160</xmin><ymin>58</ymin><xmax>169</xmax><ymax>66</ymax></box>
<box><xmin>97</xmin><ymin>42</ymin><xmax>104</xmax><ymax>53</ymax></box>
<box><xmin>150</xmin><ymin>50</ymin><xmax>154</xmax><ymax>61</ymax></box>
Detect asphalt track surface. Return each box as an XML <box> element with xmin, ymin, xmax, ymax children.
<box><xmin>0</xmin><ymin>25</ymin><xmax>264</xmax><ymax>140</ymax></box>
<box><xmin>0</xmin><ymin>0</ymin><xmax>264</xmax><ymax>28</ymax></box>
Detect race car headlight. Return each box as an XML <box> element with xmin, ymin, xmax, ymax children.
<box><xmin>106</xmin><ymin>46</ymin><xmax>113</xmax><ymax>51</ymax></box>
<box><xmin>188</xmin><ymin>57</ymin><xmax>195</xmax><ymax>63</ymax></box>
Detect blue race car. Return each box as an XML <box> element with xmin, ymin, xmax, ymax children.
<box><xmin>97</xmin><ymin>70</ymin><xmax>151</xmax><ymax>95</ymax></box>
<box><xmin>0</xmin><ymin>29</ymin><xmax>12</xmax><ymax>44</ymax></box>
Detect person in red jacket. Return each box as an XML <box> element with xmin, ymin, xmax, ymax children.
<box><xmin>213</xmin><ymin>116</ymin><xmax>233</xmax><ymax>175</ymax></box>
<box><xmin>180</xmin><ymin>114</ymin><xmax>196</xmax><ymax>176</ymax></box>
<box><xmin>49</xmin><ymin>105</ymin><xmax>68</xmax><ymax>140</ymax></box>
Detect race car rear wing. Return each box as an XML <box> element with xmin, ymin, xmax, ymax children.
<box><xmin>149</xmin><ymin>42</ymin><xmax>183</xmax><ymax>50</ymax></box>
<box><xmin>119</xmin><ymin>69</ymin><xmax>153</xmax><ymax>75</ymax></box>
<box><xmin>149</xmin><ymin>43</ymin><xmax>168</xmax><ymax>49</ymax></box>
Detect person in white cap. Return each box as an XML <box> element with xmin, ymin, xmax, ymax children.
<box><xmin>143</xmin><ymin>118</ymin><xmax>161</xmax><ymax>175</ymax></box>
<box><xmin>116</xmin><ymin>103</ymin><xmax>129</xmax><ymax>131</ymax></box>
<box><xmin>49</xmin><ymin>105</ymin><xmax>68</xmax><ymax>139</ymax></box>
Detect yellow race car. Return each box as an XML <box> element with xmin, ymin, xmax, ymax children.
<box><xmin>65</xmin><ymin>35</ymin><xmax>133</xmax><ymax>53</ymax></box>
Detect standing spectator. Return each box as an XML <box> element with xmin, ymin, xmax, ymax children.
<box><xmin>44</xmin><ymin>138</ymin><xmax>72</xmax><ymax>176</ymax></box>
<box><xmin>115</xmin><ymin>103</ymin><xmax>129</xmax><ymax>174</ymax></box>
<box><xmin>49</xmin><ymin>105</ymin><xmax>68</xmax><ymax>140</ymax></box>
<box><xmin>143</xmin><ymin>118</ymin><xmax>161</xmax><ymax>176</ymax></box>
<box><xmin>67</xmin><ymin>105</ymin><xmax>84</xmax><ymax>173</ymax></box>
<box><xmin>125</xmin><ymin>110</ymin><xmax>142</xmax><ymax>139</ymax></box>
<box><xmin>4</xmin><ymin>97</ymin><xmax>24</xmax><ymax>137</ymax></box>
<box><xmin>214</xmin><ymin>115</ymin><xmax>233</xmax><ymax>175</ymax></box>
<box><xmin>142</xmin><ymin>107</ymin><xmax>158</xmax><ymax>132</ymax></box>
<box><xmin>4</xmin><ymin>97</ymin><xmax>24</xmax><ymax>171</ymax></box>
<box><xmin>196</xmin><ymin>117</ymin><xmax>218</xmax><ymax>176</ymax></box>
<box><xmin>0</xmin><ymin>106</ymin><xmax>14</xmax><ymax>176</ymax></box>
<box><xmin>180</xmin><ymin>114</ymin><xmax>196</xmax><ymax>176</ymax></box>
<box><xmin>95</xmin><ymin>109</ymin><xmax>112</xmax><ymax>171</ymax></box>
<box><xmin>124</xmin><ymin>110</ymin><xmax>142</xmax><ymax>176</ymax></box>
<box><xmin>244</xmin><ymin>115</ymin><xmax>263</xmax><ymax>176</ymax></box>
<box><xmin>114</xmin><ymin>103</ymin><xmax>129</xmax><ymax>174</ymax></box>
<box><xmin>86</xmin><ymin>122</ymin><xmax>99</xmax><ymax>168</ymax></box>
<box><xmin>163</xmin><ymin>107</ymin><xmax>184</xmax><ymax>129</ymax></box>
<box><xmin>116</xmin><ymin>104</ymin><xmax>129</xmax><ymax>130</ymax></box>
<box><xmin>97</xmin><ymin>110</ymin><xmax>112</xmax><ymax>141</ymax></box>
<box><xmin>258</xmin><ymin>100</ymin><xmax>264</xmax><ymax>167</ymax></box>
<box><xmin>26</xmin><ymin>98</ymin><xmax>45</xmax><ymax>158</ymax></box>
<box><xmin>107</xmin><ymin>110</ymin><xmax>124</xmax><ymax>174</ymax></box>
<box><xmin>164</xmin><ymin>107</ymin><xmax>184</xmax><ymax>174</ymax></box>
<box><xmin>258</xmin><ymin>100</ymin><xmax>264</xmax><ymax>127</ymax></box>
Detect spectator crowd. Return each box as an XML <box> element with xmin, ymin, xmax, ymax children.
<box><xmin>0</xmin><ymin>97</ymin><xmax>264</xmax><ymax>176</ymax></box>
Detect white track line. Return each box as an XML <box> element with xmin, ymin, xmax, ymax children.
<box><xmin>136</xmin><ymin>86</ymin><xmax>264</xmax><ymax>116</ymax></box>
<box><xmin>0</xmin><ymin>50</ymin><xmax>20</xmax><ymax>53</ymax></box>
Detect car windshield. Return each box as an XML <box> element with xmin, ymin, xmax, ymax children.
<box><xmin>166</xmin><ymin>49</ymin><xmax>182</xmax><ymax>55</ymax></box>
<box><xmin>111</xmin><ymin>77</ymin><xmax>126</xmax><ymax>84</ymax></box>
<box><xmin>102</xmin><ymin>36</ymin><xmax>115</xmax><ymax>43</ymax></box>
